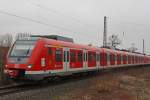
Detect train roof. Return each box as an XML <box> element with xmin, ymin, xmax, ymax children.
<box><xmin>41</xmin><ymin>38</ymin><xmax>99</xmax><ymax>51</ymax></box>
<box><xmin>42</xmin><ymin>38</ymin><xmax>144</xmax><ymax>56</ymax></box>
<box><xmin>25</xmin><ymin>35</ymin><xmax>147</xmax><ymax>57</ymax></box>
<box><xmin>31</xmin><ymin>35</ymin><xmax>74</xmax><ymax>43</ymax></box>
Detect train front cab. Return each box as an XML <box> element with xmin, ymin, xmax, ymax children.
<box><xmin>4</xmin><ymin>38</ymin><xmax>40</xmax><ymax>80</ymax></box>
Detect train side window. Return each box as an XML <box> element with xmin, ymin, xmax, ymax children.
<box><xmin>119</xmin><ymin>55</ymin><xmax>121</xmax><ymax>62</ymax></box>
<box><xmin>121</xmin><ymin>54</ymin><xmax>123</xmax><ymax>62</ymax></box>
<box><xmin>55</xmin><ymin>48</ymin><xmax>62</xmax><ymax>62</ymax></box>
<box><xmin>70</xmin><ymin>52</ymin><xmax>76</xmax><ymax>62</ymax></box>
<box><xmin>124</xmin><ymin>55</ymin><xmax>126</xmax><ymax>62</ymax></box>
<box><xmin>113</xmin><ymin>54</ymin><xmax>115</xmax><ymax>62</ymax></box>
<box><xmin>86</xmin><ymin>53</ymin><xmax>88</xmax><ymax>61</ymax></box>
<box><xmin>100</xmin><ymin>53</ymin><xmax>103</xmax><ymax>62</ymax></box>
<box><xmin>64</xmin><ymin>51</ymin><xmax>66</xmax><ymax>62</ymax></box>
<box><xmin>67</xmin><ymin>51</ymin><xmax>69</xmax><ymax>62</ymax></box>
<box><xmin>104</xmin><ymin>53</ymin><xmax>106</xmax><ymax>62</ymax></box>
<box><xmin>110</xmin><ymin>54</ymin><xmax>115</xmax><ymax>62</ymax></box>
<box><xmin>84</xmin><ymin>53</ymin><xmax>86</xmax><ymax>61</ymax></box>
<box><xmin>107</xmin><ymin>53</ymin><xmax>109</xmax><ymax>62</ymax></box>
<box><xmin>126</xmin><ymin>55</ymin><xmax>128</xmax><ymax>61</ymax></box>
<box><xmin>132</xmin><ymin>56</ymin><xmax>134</xmax><ymax>62</ymax></box>
<box><xmin>110</xmin><ymin>54</ymin><xmax>112</xmax><ymax>62</ymax></box>
<box><xmin>78</xmin><ymin>52</ymin><xmax>83</xmax><ymax>62</ymax></box>
<box><xmin>88</xmin><ymin>52</ymin><xmax>92</xmax><ymax>61</ymax></box>
<box><xmin>128</xmin><ymin>55</ymin><xmax>130</xmax><ymax>62</ymax></box>
<box><xmin>83</xmin><ymin>52</ymin><xmax>87</xmax><ymax>61</ymax></box>
<box><xmin>96</xmin><ymin>54</ymin><xmax>100</xmax><ymax>61</ymax></box>
<box><xmin>48</xmin><ymin>47</ymin><xmax>52</xmax><ymax>55</ymax></box>
<box><xmin>114</xmin><ymin>54</ymin><xmax>117</xmax><ymax>61</ymax></box>
<box><xmin>93</xmin><ymin>53</ymin><xmax>96</xmax><ymax>61</ymax></box>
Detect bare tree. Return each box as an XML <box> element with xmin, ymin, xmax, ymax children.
<box><xmin>0</xmin><ymin>34</ymin><xmax>13</xmax><ymax>47</ymax></box>
<box><xmin>108</xmin><ymin>35</ymin><xmax>121</xmax><ymax>49</ymax></box>
<box><xmin>0</xmin><ymin>33</ymin><xmax>13</xmax><ymax>84</ymax></box>
<box><xmin>128</xmin><ymin>43</ymin><xmax>138</xmax><ymax>52</ymax></box>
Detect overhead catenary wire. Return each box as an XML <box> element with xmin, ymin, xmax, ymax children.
<box><xmin>0</xmin><ymin>10</ymin><xmax>98</xmax><ymax>43</ymax></box>
<box><xmin>0</xmin><ymin>10</ymin><xmax>77</xmax><ymax>33</ymax></box>
<box><xmin>29</xmin><ymin>2</ymin><xmax>97</xmax><ymax>30</ymax></box>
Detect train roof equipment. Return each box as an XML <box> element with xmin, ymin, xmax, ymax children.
<box><xmin>31</xmin><ymin>35</ymin><xmax>74</xmax><ymax>43</ymax></box>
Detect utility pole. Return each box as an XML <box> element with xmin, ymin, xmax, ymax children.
<box><xmin>143</xmin><ymin>39</ymin><xmax>145</xmax><ymax>54</ymax></box>
<box><xmin>103</xmin><ymin>16</ymin><xmax>107</xmax><ymax>47</ymax></box>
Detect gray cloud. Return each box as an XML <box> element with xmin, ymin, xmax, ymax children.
<box><xmin>0</xmin><ymin>0</ymin><xmax>149</xmax><ymax>54</ymax></box>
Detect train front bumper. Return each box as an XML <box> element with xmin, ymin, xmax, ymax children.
<box><xmin>4</xmin><ymin>69</ymin><xmax>50</xmax><ymax>81</ymax></box>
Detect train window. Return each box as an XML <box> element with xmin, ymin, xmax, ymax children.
<box><xmin>88</xmin><ymin>52</ymin><xmax>92</xmax><ymax>61</ymax></box>
<box><xmin>113</xmin><ymin>54</ymin><xmax>115</xmax><ymax>61</ymax></box>
<box><xmin>104</xmin><ymin>53</ymin><xmax>107</xmax><ymax>62</ymax></box>
<box><xmin>132</xmin><ymin>56</ymin><xmax>134</xmax><ymax>62</ymax></box>
<box><xmin>55</xmin><ymin>48</ymin><xmax>62</xmax><ymax>62</ymax></box>
<box><xmin>110</xmin><ymin>54</ymin><xmax>115</xmax><ymax>62</ymax></box>
<box><xmin>93</xmin><ymin>53</ymin><xmax>96</xmax><ymax>61</ymax></box>
<box><xmin>70</xmin><ymin>52</ymin><xmax>76</xmax><ymax>62</ymax></box>
<box><xmin>110</xmin><ymin>54</ymin><xmax>112</xmax><ymax>62</ymax></box>
<box><xmin>107</xmin><ymin>53</ymin><xmax>109</xmax><ymax>62</ymax></box>
<box><xmin>117</xmin><ymin>55</ymin><xmax>119</xmax><ymax>62</ymax></box>
<box><xmin>120</xmin><ymin>54</ymin><xmax>123</xmax><ymax>62</ymax></box>
<box><xmin>115</xmin><ymin>54</ymin><xmax>117</xmax><ymax>61</ymax></box>
<box><xmin>100</xmin><ymin>53</ymin><xmax>103</xmax><ymax>62</ymax></box>
<box><xmin>48</xmin><ymin>47</ymin><xmax>52</xmax><ymax>55</ymax></box>
<box><xmin>128</xmin><ymin>55</ymin><xmax>130</xmax><ymax>62</ymax></box>
<box><xmin>63</xmin><ymin>51</ymin><xmax>66</xmax><ymax>62</ymax></box>
<box><xmin>96</xmin><ymin>54</ymin><xmax>100</xmax><ymax>61</ymax></box>
<box><xmin>78</xmin><ymin>52</ymin><xmax>83</xmax><ymax>62</ymax></box>
<box><xmin>67</xmin><ymin>51</ymin><xmax>69</xmax><ymax>62</ymax></box>
<box><xmin>88</xmin><ymin>52</ymin><xmax>96</xmax><ymax>61</ymax></box>
<box><xmin>84</xmin><ymin>53</ymin><xmax>86</xmax><ymax>61</ymax></box>
<box><xmin>123</xmin><ymin>55</ymin><xmax>127</xmax><ymax>62</ymax></box>
<box><xmin>86</xmin><ymin>53</ymin><xmax>88</xmax><ymax>61</ymax></box>
<box><xmin>118</xmin><ymin>55</ymin><xmax>121</xmax><ymax>62</ymax></box>
<box><xmin>126</xmin><ymin>55</ymin><xmax>128</xmax><ymax>61</ymax></box>
<box><xmin>63</xmin><ymin>51</ymin><xmax>69</xmax><ymax>62</ymax></box>
<box><xmin>83</xmin><ymin>53</ymin><xmax>86</xmax><ymax>61</ymax></box>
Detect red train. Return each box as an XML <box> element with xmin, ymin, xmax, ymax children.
<box><xmin>4</xmin><ymin>35</ymin><xmax>150</xmax><ymax>80</ymax></box>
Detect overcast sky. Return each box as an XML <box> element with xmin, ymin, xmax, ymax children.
<box><xmin>0</xmin><ymin>0</ymin><xmax>149</xmax><ymax>54</ymax></box>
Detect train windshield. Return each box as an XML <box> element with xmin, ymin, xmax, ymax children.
<box><xmin>10</xmin><ymin>40</ymin><xmax>35</xmax><ymax>57</ymax></box>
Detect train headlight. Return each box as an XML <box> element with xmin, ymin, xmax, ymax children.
<box><xmin>41</xmin><ymin>58</ymin><xmax>46</xmax><ymax>67</ymax></box>
<box><xmin>27</xmin><ymin>64</ymin><xmax>32</xmax><ymax>69</ymax></box>
<box><xmin>5</xmin><ymin>65</ymin><xmax>8</xmax><ymax>68</ymax></box>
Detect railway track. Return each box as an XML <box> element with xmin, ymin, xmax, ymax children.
<box><xmin>0</xmin><ymin>65</ymin><xmax>148</xmax><ymax>97</ymax></box>
<box><xmin>0</xmin><ymin>83</ymin><xmax>38</xmax><ymax>96</ymax></box>
<box><xmin>0</xmin><ymin>85</ymin><xmax>22</xmax><ymax>96</ymax></box>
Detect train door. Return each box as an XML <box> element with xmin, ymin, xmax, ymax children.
<box><xmin>103</xmin><ymin>51</ymin><xmax>108</xmax><ymax>67</ymax></box>
<box><xmin>100</xmin><ymin>51</ymin><xmax>103</xmax><ymax>66</ymax></box>
<box><xmin>96</xmin><ymin>52</ymin><xmax>100</xmax><ymax>69</ymax></box>
<box><xmin>83</xmin><ymin>50</ymin><xmax>88</xmax><ymax>70</ymax></box>
<box><xmin>63</xmin><ymin>48</ymin><xmax>70</xmax><ymax>72</ymax></box>
<box><xmin>117</xmin><ymin>53</ymin><xmax>121</xmax><ymax>65</ymax></box>
<box><xmin>126</xmin><ymin>54</ymin><xmax>128</xmax><ymax>65</ymax></box>
<box><xmin>120</xmin><ymin>53</ymin><xmax>123</xmax><ymax>65</ymax></box>
<box><xmin>107</xmin><ymin>51</ymin><xmax>110</xmax><ymax>66</ymax></box>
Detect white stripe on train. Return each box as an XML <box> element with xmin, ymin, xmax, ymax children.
<box><xmin>25</xmin><ymin>63</ymin><xmax>148</xmax><ymax>75</ymax></box>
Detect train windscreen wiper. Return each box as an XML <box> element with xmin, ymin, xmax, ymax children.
<box><xmin>26</xmin><ymin>48</ymin><xmax>30</xmax><ymax>56</ymax></box>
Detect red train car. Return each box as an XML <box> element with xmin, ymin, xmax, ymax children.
<box><xmin>4</xmin><ymin>35</ymin><xmax>150</xmax><ymax>81</ymax></box>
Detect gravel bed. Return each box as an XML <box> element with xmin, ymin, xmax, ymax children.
<box><xmin>0</xmin><ymin>66</ymin><xmax>150</xmax><ymax>100</ymax></box>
